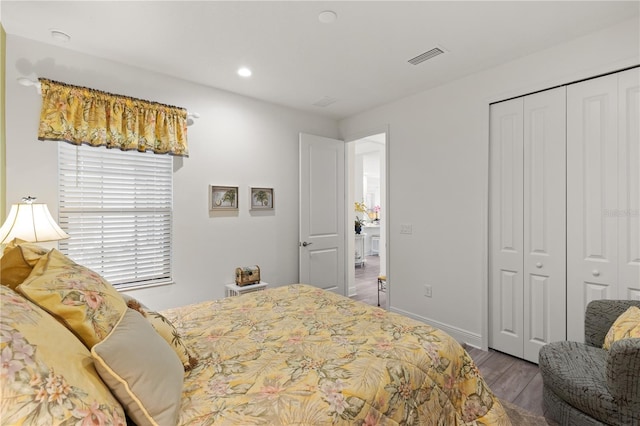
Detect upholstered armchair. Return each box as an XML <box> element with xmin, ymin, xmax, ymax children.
<box><xmin>539</xmin><ymin>300</ymin><xmax>640</xmax><ymax>426</ymax></box>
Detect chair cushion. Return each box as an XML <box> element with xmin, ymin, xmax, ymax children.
<box><xmin>539</xmin><ymin>341</ymin><xmax>616</xmax><ymax>424</ymax></box>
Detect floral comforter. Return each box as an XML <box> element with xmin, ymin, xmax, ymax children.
<box><xmin>162</xmin><ymin>284</ymin><xmax>510</xmax><ymax>425</ymax></box>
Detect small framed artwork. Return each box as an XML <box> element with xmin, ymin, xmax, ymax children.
<box><xmin>250</xmin><ymin>187</ymin><xmax>274</xmax><ymax>210</ymax></box>
<box><xmin>210</xmin><ymin>185</ymin><xmax>239</xmax><ymax>210</ymax></box>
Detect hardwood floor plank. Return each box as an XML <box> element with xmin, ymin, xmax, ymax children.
<box><xmin>487</xmin><ymin>358</ymin><xmax>539</xmax><ymax>402</ymax></box>
<box><xmin>474</xmin><ymin>350</ymin><xmax>517</xmax><ymax>387</ymax></box>
<box><xmin>352</xmin><ymin>255</ymin><xmax>385</xmax><ymax>306</ymax></box>
<box><xmin>465</xmin><ymin>346</ymin><xmax>493</xmax><ymax>366</ymax></box>
<box><xmin>513</xmin><ymin>372</ymin><xmax>544</xmax><ymax>415</ymax></box>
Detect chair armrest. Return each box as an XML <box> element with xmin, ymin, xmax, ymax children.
<box><xmin>585</xmin><ymin>300</ymin><xmax>640</xmax><ymax>347</ymax></box>
<box><xmin>607</xmin><ymin>338</ymin><xmax>640</xmax><ymax>413</ymax></box>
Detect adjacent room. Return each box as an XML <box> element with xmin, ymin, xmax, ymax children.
<box><xmin>1</xmin><ymin>1</ymin><xmax>638</xmax><ymax>425</ymax></box>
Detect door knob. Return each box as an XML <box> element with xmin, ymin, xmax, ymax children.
<box><xmin>301</xmin><ymin>241</ymin><xmax>313</xmax><ymax>247</ymax></box>
<box><xmin>535</xmin><ymin>262</ymin><xmax>543</xmax><ymax>269</ymax></box>
<box><xmin>592</xmin><ymin>269</ymin><xmax>600</xmax><ymax>277</ymax></box>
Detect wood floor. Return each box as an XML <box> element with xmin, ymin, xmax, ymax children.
<box><xmin>350</xmin><ymin>256</ymin><xmax>544</xmax><ymax>417</ymax></box>
<box><xmin>352</xmin><ymin>254</ymin><xmax>387</xmax><ymax>307</ymax></box>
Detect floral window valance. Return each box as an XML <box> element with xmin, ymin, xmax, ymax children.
<box><xmin>37</xmin><ymin>78</ymin><xmax>189</xmax><ymax>157</ymax></box>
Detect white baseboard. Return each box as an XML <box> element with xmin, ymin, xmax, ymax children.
<box><xmin>389</xmin><ymin>306</ymin><xmax>483</xmax><ymax>349</ymax></box>
<box><xmin>348</xmin><ymin>285</ymin><xmax>357</xmax><ymax>297</ymax></box>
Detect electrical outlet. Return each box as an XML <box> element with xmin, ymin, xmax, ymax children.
<box><xmin>400</xmin><ymin>224</ymin><xmax>413</xmax><ymax>234</ymax></box>
<box><xmin>424</xmin><ymin>285</ymin><xmax>432</xmax><ymax>298</ymax></box>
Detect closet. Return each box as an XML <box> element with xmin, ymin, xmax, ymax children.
<box><xmin>490</xmin><ymin>67</ymin><xmax>639</xmax><ymax>362</ymax></box>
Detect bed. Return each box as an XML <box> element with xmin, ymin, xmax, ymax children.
<box><xmin>0</xmin><ymin>243</ymin><xmax>510</xmax><ymax>425</ymax></box>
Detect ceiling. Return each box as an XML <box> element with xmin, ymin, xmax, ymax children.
<box><xmin>1</xmin><ymin>1</ymin><xmax>638</xmax><ymax>119</ymax></box>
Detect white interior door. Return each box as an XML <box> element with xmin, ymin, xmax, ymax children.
<box><xmin>490</xmin><ymin>98</ymin><xmax>525</xmax><ymax>357</ymax></box>
<box><xmin>567</xmin><ymin>73</ymin><xmax>619</xmax><ymax>342</ymax></box>
<box><xmin>522</xmin><ymin>87</ymin><xmax>566</xmax><ymax>363</ymax></box>
<box><xmin>299</xmin><ymin>133</ymin><xmax>346</xmax><ymax>294</ymax></box>
<box><xmin>618</xmin><ymin>68</ymin><xmax>640</xmax><ymax>300</ymax></box>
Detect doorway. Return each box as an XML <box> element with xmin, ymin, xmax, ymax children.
<box><xmin>347</xmin><ymin>133</ymin><xmax>386</xmax><ymax>307</ymax></box>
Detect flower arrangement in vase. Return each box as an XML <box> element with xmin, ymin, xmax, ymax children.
<box><xmin>354</xmin><ymin>201</ymin><xmax>367</xmax><ymax>234</ymax></box>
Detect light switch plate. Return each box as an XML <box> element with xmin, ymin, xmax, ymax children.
<box><xmin>400</xmin><ymin>224</ymin><xmax>413</xmax><ymax>234</ymax></box>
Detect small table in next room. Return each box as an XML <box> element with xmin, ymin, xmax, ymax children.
<box><xmin>225</xmin><ymin>282</ymin><xmax>269</xmax><ymax>297</ymax></box>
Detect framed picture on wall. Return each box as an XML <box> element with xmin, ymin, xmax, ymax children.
<box><xmin>250</xmin><ymin>187</ymin><xmax>274</xmax><ymax>210</ymax></box>
<box><xmin>210</xmin><ymin>185</ymin><xmax>239</xmax><ymax>210</ymax></box>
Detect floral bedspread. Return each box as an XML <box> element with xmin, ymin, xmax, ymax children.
<box><xmin>162</xmin><ymin>284</ymin><xmax>510</xmax><ymax>425</ymax></box>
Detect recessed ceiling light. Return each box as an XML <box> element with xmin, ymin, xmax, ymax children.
<box><xmin>237</xmin><ymin>67</ymin><xmax>252</xmax><ymax>78</ymax></box>
<box><xmin>318</xmin><ymin>10</ymin><xmax>337</xmax><ymax>24</ymax></box>
<box><xmin>50</xmin><ymin>29</ymin><xmax>71</xmax><ymax>43</ymax></box>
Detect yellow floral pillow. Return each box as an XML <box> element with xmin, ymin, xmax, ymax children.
<box><xmin>0</xmin><ymin>285</ymin><xmax>126</xmax><ymax>425</ymax></box>
<box><xmin>17</xmin><ymin>249</ymin><xmax>127</xmax><ymax>348</ymax></box>
<box><xmin>125</xmin><ymin>296</ymin><xmax>198</xmax><ymax>371</ymax></box>
<box><xmin>603</xmin><ymin>306</ymin><xmax>640</xmax><ymax>350</ymax></box>
<box><xmin>0</xmin><ymin>241</ymin><xmax>50</xmax><ymax>289</ymax></box>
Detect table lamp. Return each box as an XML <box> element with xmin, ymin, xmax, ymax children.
<box><xmin>0</xmin><ymin>196</ymin><xmax>70</xmax><ymax>244</ymax></box>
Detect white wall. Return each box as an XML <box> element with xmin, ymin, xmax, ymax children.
<box><xmin>339</xmin><ymin>18</ymin><xmax>640</xmax><ymax>347</ymax></box>
<box><xmin>4</xmin><ymin>35</ymin><xmax>339</xmax><ymax>309</ymax></box>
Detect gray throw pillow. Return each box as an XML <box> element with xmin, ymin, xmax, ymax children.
<box><xmin>91</xmin><ymin>308</ymin><xmax>184</xmax><ymax>426</ymax></box>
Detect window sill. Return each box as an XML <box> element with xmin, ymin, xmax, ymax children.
<box><xmin>116</xmin><ymin>280</ymin><xmax>174</xmax><ymax>292</ymax></box>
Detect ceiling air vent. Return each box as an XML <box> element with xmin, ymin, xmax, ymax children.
<box><xmin>313</xmin><ymin>96</ymin><xmax>338</xmax><ymax>107</ymax></box>
<box><xmin>408</xmin><ymin>47</ymin><xmax>445</xmax><ymax>65</ymax></box>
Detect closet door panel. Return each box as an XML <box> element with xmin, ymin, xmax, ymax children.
<box><xmin>523</xmin><ymin>87</ymin><xmax>566</xmax><ymax>362</ymax></box>
<box><xmin>567</xmin><ymin>73</ymin><xmax>619</xmax><ymax>342</ymax></box>
<box><xmin>618</xmin><ymin>68</ymin><xmax>640</xmax><ymax>300</ymax></box>
<box><xmin>527</xmin><ymin>275</ymin><xmax>549</xmax><ymax>343</ymax></box>
<box><xmin>490</xmin><ymin>98</ymin><xmax>524</xmax><ymax>357</ymax></box>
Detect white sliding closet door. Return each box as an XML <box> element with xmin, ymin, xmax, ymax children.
<box><xmin>567</xmin><ymin>68</ymin><xmax>640</xmax><ymax>341</ymax></box>
<box><xmin>523</xmin><ymin>88</ymin><xmax>567</xmax><ymax>362</ymax></box>
<box><xmin>490</xmin><ymin>87</ymin><xmax>566</xmax><ymax>362</ymax></box>
<box><xmin>567</xmin><ymin>74</ymin><xmax>618</xmax><ymax>340</ymax></box>
<box><xmin>490</xmin><ymin>98</ymin><xmax>524</xmax><ymax>358</ymax></box>
<box><xmin>618</xmin><ymin>68</ymin><xmax>640</xmax><ymax>301</ymax></box>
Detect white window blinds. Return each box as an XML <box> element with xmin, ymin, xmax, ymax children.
<box><xmin>58</xmin><ymin>143</ymin><xmax>173</xmax><ymax>289</ymax></box>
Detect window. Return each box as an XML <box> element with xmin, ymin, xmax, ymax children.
<box><xmin>58</xmin><ymin>143</ymin><xmax>173</xmax><ymax>289</ymax></box>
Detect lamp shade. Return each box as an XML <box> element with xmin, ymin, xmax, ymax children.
<box><xmin>0</xmin><ymin>201</ymin><xmax>70</xmax><ymax>244</ymax></box>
